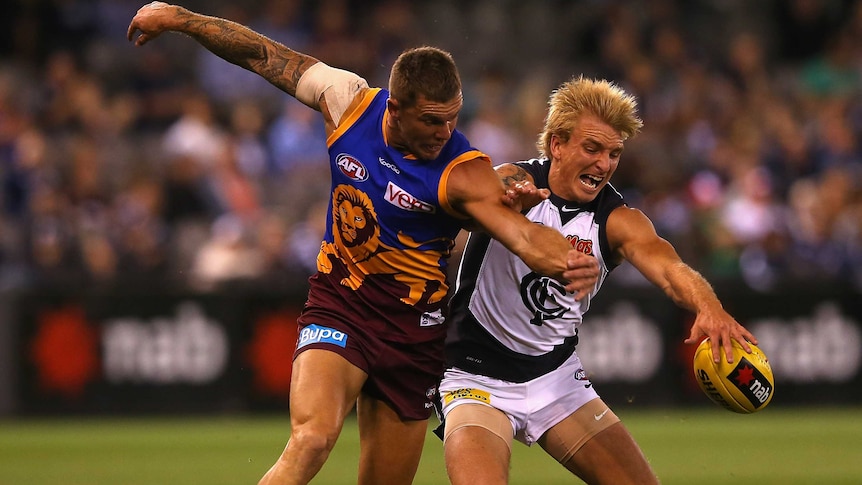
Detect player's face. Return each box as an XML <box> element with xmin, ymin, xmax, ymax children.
<box><xmin>548</xmin><ymin>114</ymin><xmax>624</xmax><ymax>204</ymax></box>
<box><xmin>387</xmin><ymin>93</ymin><xmax>462</xmax><ymax>160</ymax></box>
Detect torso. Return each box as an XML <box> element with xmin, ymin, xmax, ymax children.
<box><xmin>302</xmin><ymin>88</ymin><xmax>489</xmax><ymax>344</ymax></box>
<box><xmin>445</xmin><ymin>157</ymin><xmax>625</xmax><ymax>381</ymax></box>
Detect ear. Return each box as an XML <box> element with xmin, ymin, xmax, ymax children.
<box><xmin>386</xmin><ymin>98</ymin><xmax>400</xmax><ymax>120</ymax></box>
<box><xmin>549</xmin><ymin>134</ymin><xmax>563</xmax><ymax>160</ymax></box>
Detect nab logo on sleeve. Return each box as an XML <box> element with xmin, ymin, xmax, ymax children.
<box><xmin>297</xmin><ymin>324</ymin><xmax>349</xmax><ymax>349</ymax></box>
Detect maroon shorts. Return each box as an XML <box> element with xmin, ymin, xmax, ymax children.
<box><xmin>294</xmin><ymin>309</ymin><xmax>445</xmax><ymax>421</ymax></box>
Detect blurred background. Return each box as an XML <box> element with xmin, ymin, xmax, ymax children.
<box><xmin>0</xmin><ymin>0</ymin><xmax>861</xmax><ymax>417</ymax></box>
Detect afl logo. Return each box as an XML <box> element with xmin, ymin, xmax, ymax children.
<box><xmin>519</xmin><ymin>272</ymin><xmax>571</xmax><ymax>326</ymax></box>
<box><xmin>336</xmin><ymin>153</ymin><xmax>369</xmax><ymax>181</ymax></box>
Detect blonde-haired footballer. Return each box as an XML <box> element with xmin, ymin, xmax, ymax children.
<box><xmin>128</xmin><ymin>3</ymin><xmax>602</xmax><ymax>485</ymax></box>
<box><xmin>437</xmin><ymin>76</ymin><xmax>758</xmax><ymax>484</ymax></box>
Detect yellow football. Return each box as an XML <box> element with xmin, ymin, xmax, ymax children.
<box><xmin>693</xmin><ymin>338</ymin><xmax>774</xmax><ymax>413</ymax></box>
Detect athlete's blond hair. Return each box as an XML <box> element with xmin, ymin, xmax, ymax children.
<box><xmin>537</xmin><ymin>76</ymin><xmax>643</xmax><ymax>158</ymax></box>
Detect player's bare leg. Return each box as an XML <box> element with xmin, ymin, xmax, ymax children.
<box><xmin>443</xmin><ymin>404</ymin><xmax>513</xmax><ymax>485</ymax></box>
<box><xmin>258</xmin><ymin>349</ymin><xmax>366</xmax><ymax>485</ymax></box>
<box><xmin>539</xmin><ymin>410</ymin><xmax>659</xmax><ymax>485</ymax></box>
<box><xmin>355</xmin><ymin>394</ymin><xmax>429</xmax><ymax>485</ymax></box>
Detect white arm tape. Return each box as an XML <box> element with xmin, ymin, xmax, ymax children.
<box><xmin>296</xmin><ymin>62</ymin><xmax>369</xmax><ymax>124</ymax></box>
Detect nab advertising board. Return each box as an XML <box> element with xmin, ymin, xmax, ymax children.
<box><xmin>580</xmin><ymin>286</ymin><xmax>862</xmax><ymax>407</ymax></box>
<box><xmin>4</xmin><ymin>284</ymin><xmax>861</xmax><ymax>415</ymax></box>
<box><xmin>11</xmin><ymin>290</ymin><xmax>301</xmax><ymax>414</ymax></box>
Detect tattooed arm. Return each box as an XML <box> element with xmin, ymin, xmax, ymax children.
<box><xmin>127</xmin><ymin>2</ymin><xmax>316</xmax><ymax>98</ymax></box>
<box><xmin>495</xmin><ymin>163</ymin><xmax>549</xmax><ymax>212</ymax></box>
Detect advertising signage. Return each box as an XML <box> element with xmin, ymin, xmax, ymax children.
<box><xmin>6</xmin><ymin>286</ymin><xmax>861</xmax><ymax>415</ymax></box>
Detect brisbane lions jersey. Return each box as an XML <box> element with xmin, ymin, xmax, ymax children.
<box><xmin>302</xmin><ymin>88</ymin><xmax>490</xmax><ymax>344</ymax></box>
<box><xmin>445</xmin><ymin>158</ymin><xmax>625</xmax><ymax>382</ymax></box>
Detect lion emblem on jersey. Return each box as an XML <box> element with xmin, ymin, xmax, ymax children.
<box><xmin>317</xmin><ymin>184</ymin><xmax>450</xmax><ymax>305</ymax></box>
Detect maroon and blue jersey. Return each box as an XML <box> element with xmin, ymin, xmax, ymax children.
<box><xmin>301</xmin><ymin>88</ymin><xmax>490</xmax><ymax>344</ymax></box>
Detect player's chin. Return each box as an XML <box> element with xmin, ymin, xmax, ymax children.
<box><xmin>421</xmin><ymin>147</ymin><xmax>443</xmax><ymax>160</ymax></box>
<box><xmin>571</xmin><ymin>189</ymin><xmax>599</xmax><ymax>204</ymax></box>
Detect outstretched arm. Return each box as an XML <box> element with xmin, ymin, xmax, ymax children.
<box><xmin>448</xmin><ymin>159</ymin><xmax>599</xmax><ymax>300</ymax></box>
<box><xmin>128</xmin><ymin>2</ymin><xmax>317</xmax><ymax>97</ymax></box>
<box><xmin>606</xmin><ymin>205</ymin><xmax>757</xmax><ymax>363</ymax></box>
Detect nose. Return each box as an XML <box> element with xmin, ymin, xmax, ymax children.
<box><xmin>437</xmin><ymin>121</ymin><xmax>453</xmax><ymax>140</ymax></box>
<box><xmin>595</xmin><ymin>152</ymin><xmax>611</xmax><ymax>172</ymax></box>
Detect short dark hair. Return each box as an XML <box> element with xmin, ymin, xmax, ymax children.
<box><xmin>389</xmin><ymin>46</ymin><xmax>461</xmax><ymax>108</ymax></box>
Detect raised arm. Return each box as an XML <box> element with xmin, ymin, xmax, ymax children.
<box><xmin>448</xmin><ymin>159</ymin><xmax>598</xmax><ymax>299</ymax></box>
<box><xmin>127</xmin><ymin>2</ymin><xmax>317</xmax><ymax>97</ymax></box>
<box><xmin>606</xmin><ymin>205</ymin><xmax>757</xmax><ymax>363</ymax></box>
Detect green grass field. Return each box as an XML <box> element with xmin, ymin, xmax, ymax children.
<box><xmin>1</xmin><ymin>406</ymin><xmax>861</xmax><ymax>484</ymax></box>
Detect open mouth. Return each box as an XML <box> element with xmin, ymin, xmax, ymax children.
<box><xmin>580</xmin><ymin>174</ymin><xmax>603</xmax><ymax>189</ymax></box>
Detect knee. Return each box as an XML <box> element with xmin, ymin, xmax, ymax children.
<box><xmin>285</xmin><ymin>423</ymin><xmax>341</xmax><ymax>457</ymax></box>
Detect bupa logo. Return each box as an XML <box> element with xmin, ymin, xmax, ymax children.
<box><xmin>336</xmin><ymin>154</ymin><xmax>368</xmax><ymax>181</ymax></box>
<box><xmin>728</xmin><ymin>358</ymin><xmax>771</xmax><ymax>408</ymax></box>
<box><xmin>385</xmin><ymin>181</ymin><xmax>435</xmax><ymax>213</ymax></box>
<box><xmin>297</xmin><ymin>324</ymin><xmax>348</xmax><ymax>349</ymax></box>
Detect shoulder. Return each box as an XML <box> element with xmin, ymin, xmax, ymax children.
<box><xmin>443</xmin><ymin>157</ymin><xmax>502</xmax><ymax>218</ymax></box>
<box><xmin>518</xmin><ymin>158</ymin><xmax>551</xmax><ymax>186</ymax></box>
<box><xmin>447</xmin><ymin>157</ymin><xmax>498</xmax><ymax>195</ymax></box>
<box><xmin>494</xmin><ymin>158</ymin><xmax>550</xmax><ymax>189</ymax></box>
<box><xmin>606</xmin><ymin>205</ymin><xmax>660</xmax><ymax>251</ymax></box>
<box><xmin>593</xmin><ymin>184</ymin><xmax>626</xmax><ymax>215</ymax></box>
<box><xmin>326</xmin><ymin>87</ymin><xmax>385</xmax><ymax>137</ymax></box>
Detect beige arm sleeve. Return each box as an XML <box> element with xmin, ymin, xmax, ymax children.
<box><xmin>295</xmin><ymin>62</ymin><xmax>369</xmax><ymax>124</ymax></box>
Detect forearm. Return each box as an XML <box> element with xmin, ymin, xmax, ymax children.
<box><xmin>172</xmin><ymin>8</ymin><xmax>317</xmax><ymax>94</ymax></box>
<box><xmin>510</xmin><ymin>223</ymin><xmax>572</xmax><ymax>279</ymax></box>
<box><xmin>662</xmin><ymin>262</ymin><xmax>723</xmax><ymax>314</ymax></box>
<box><xmin>455</xmin><ymin>159</ymin><xmax>576</xmax><ymax>281</ymax></box>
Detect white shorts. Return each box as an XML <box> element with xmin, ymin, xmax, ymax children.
<box><xmin>438</xmin><ymin>350</ymin><xmax>599</xmax><ymax>446</ymax></box>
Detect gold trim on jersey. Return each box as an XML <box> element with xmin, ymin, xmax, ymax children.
<box><xmin>438</xmin><ymin>151</ymin><xmax>490</xmax><ymax>218</ymax></box>
<box><xmin>326</xmin><ymin>88</ymin><xmax>382</xmax><ymax>147</ymax></box>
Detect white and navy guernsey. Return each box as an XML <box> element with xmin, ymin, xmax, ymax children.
<box><xmin>445</xmin><ymin>157</ymin><xmax>626</xmax><ymax>382</ymax></box>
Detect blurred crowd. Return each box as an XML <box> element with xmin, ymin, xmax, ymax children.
<box><xmin>1</xmin><ymin>0</ymin><xmax>861</xmax><ymax>294</ymax></box>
